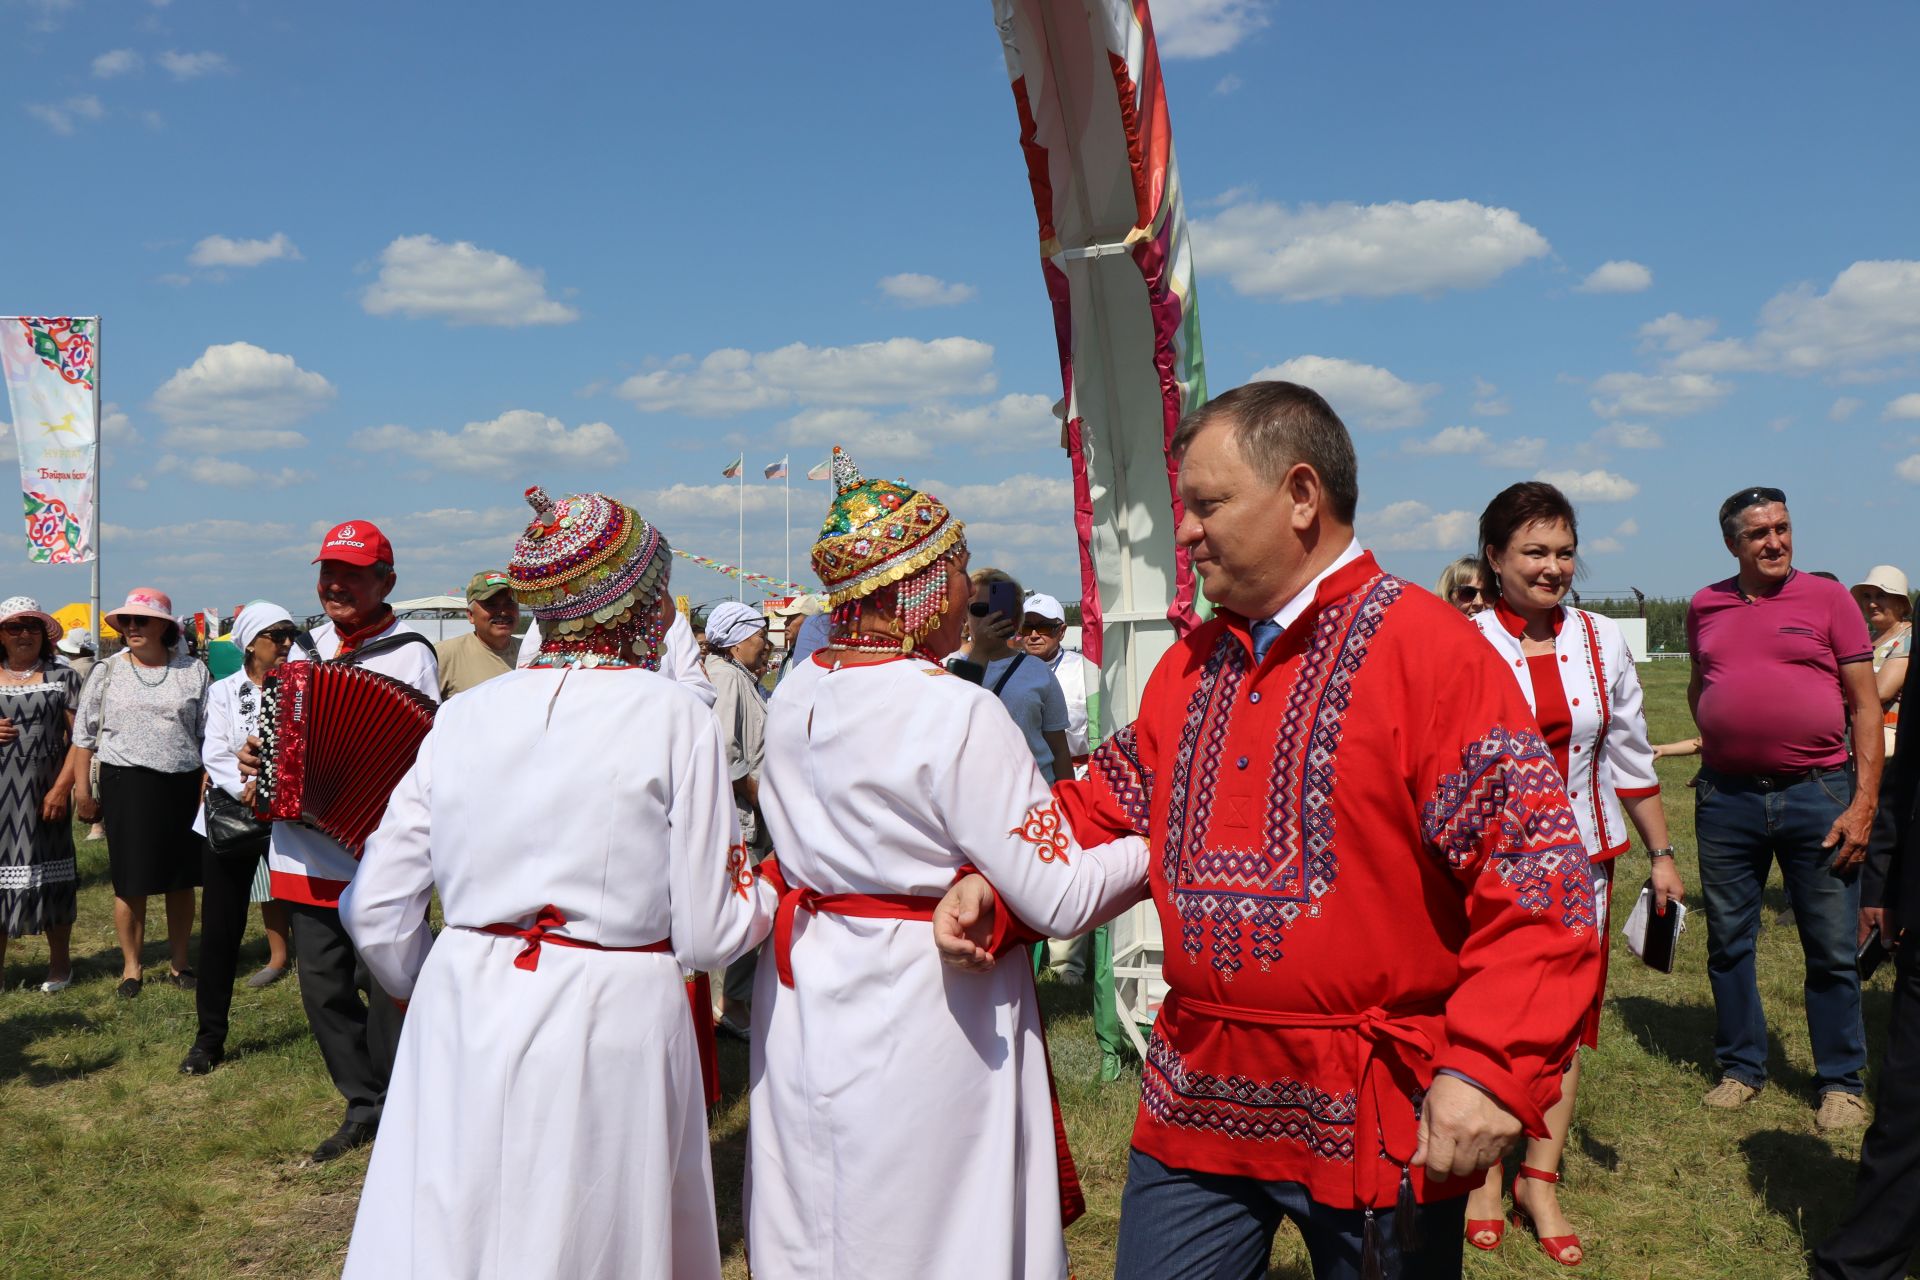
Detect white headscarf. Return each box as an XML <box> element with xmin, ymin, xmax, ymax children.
<box><xmin>232</xmin><ymin>601</ymin><xmax>295</xmax><ymax>655</ymax></box>
<box><xmin>704</xmin><ymin>600</ymin><xmax>767</xmax><ymax>652</ymax></box>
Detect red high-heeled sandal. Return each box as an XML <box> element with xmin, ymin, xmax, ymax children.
<box><xmin>1508</xmin><ymin>1164</ymin><xmax>1583</xmax><ymax>1266</ymax></box>
<box><xmin>1464</xmin><ymin>1209</ymin><xmax>1506</xmax><ymax>1251</ymax></box>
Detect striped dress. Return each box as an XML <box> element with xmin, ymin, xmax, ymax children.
<box><xmin>0</xmin><ymin>663</ymin><xmax>81</xmax><ymax>934</ymax></box>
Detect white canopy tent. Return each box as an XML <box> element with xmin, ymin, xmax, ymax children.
<box><xmin>390</xmin><ymin>595</ymin><xmax>468</xmax><ymax>644</ymax></box>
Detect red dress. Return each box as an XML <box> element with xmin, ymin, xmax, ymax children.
<box><xmin>1057</xmin><ymin>554</ymin><xmax>1602</xmax><ymax>1209</ymax></box>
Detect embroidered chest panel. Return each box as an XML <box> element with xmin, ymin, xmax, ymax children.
<box><xmin>1164</xmin><ymin>573</ymin><xmax>1404</xmax><ymax>979</ymax></box>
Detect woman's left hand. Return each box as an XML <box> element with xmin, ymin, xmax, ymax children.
<box><xmin>1651</xmin><ymin>856</ymin><xmax>1687</xmax><ymax>914</ymax></box>
<box><xmin>41</xmin><ymin>785</ymin><xmax>69</xmax><ymax>822</ymax></box>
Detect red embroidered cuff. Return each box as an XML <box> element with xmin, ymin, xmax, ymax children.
<box><xmin>1432</xmin><ymin>1047</ymin><xmax>1551</xmax><ymax>1140</ymax></box>
<box><xmin>1615</xmin><ymin>784</ymin><xmax>1662</xmax><ymax>799</ymax></box>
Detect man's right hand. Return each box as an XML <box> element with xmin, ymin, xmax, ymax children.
<box><xmin>237</xmin><ymin>734</ymin><xmax>263</xmax><ymax>778</ymax></box>
<box><xmin>933</xmin><ymin>874</ymin><xmax>998</xmax><ymax>973</ymax></box>
<box><xmin>1862</xmin><ymin>906</ymin><xmax>1897</xmax><ymax>950</ymax></box>
<box><xmin>1413</xmin><ymin>1073</ymin><xmax>1524</xmax><ymax>1183</ymax></box>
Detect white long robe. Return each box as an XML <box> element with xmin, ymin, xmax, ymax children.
<box><xmin>339</xmin><ymin>667</ymin><xmax>775</xmax><ymax>1280</ymax></box>
<box><xmin>747</xmin><ymin>655</ymin><xmax>1150</xmax><ymax>1280</ymax></box>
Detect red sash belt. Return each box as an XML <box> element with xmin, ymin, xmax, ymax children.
<box><xmin>472</xmin><ymin>905</ymin><xmax>670</xmax><ymax>972</ymax></box>
<box><xmin>1171</xmin><ymin>993</ymin><xmax>1445</xmax><ymax>1208</ymax></box>
<box><xmin>756</xmin><ymin>856</ymin><xmax>1084</xmax><ymax>1226</ymax></box>
<box><xmin>759</xmin><ymin>857</ymin><xmax>943</xmax><ymax>989</ymax></box>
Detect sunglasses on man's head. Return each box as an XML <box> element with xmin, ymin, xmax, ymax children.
<box><xmin>1720</xmin><ymin>485</ymin><xmax>1788</xmax><ymax>524</ymax></box>
<box><xmin>1451</xmin><ymin>585</ymin><xmax>1495</xmax><ymax>604</ymax></box>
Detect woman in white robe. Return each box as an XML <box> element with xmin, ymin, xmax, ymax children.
<box><xmin>340</xmin><ymin>488</ymin><xmax>775</xmax><ymax>1280</ymax></box>
<box><xmin>746</xmin><ymin>450</ymin><xmax>1149</xmax><ymax>1280</ymax></box>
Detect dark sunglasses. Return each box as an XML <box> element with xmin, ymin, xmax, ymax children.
<box><xmin>1451</xmin><ymin>585</ymin><xmax>1495</xmax><ymax>604</ymax></box>
<box><xmin>0</xmin><ymin>620</ymin><xmax>44</xmax><ymax>635</ymax></box>
<box><xmin>1718</xmin><ymin>485</ymin><xmax>1787</xmax><ymax>526</ymax></box>
<box><xmin>259</xmin><ymin>627</ymin><xmax>299</xmax><ymax>644</ymax></box>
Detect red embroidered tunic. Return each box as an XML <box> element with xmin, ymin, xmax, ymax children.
<box><xmin>1057</xmin><ymin>554</ymin><xmax>1601</xmax><ymax>1209</ymax></box>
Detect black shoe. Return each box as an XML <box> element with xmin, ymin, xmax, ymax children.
<box><xmin>115</xmin><ymin>977</ymin><xmax>141</xmax><ymax>999</ymax></box>
<box><xmin>310</xmin><ymin>1121</ymin><xmax>376</xmax><ymax>1164</ymax></box>
<box><xmin>168</xmin><ymin>969</ymin><xmax>198</xmax><ymax>992</ymax></box>
<box><xmin>179</xmin><ymin>1045</ymin><xmax>222</xmax><ymax>1076</ymax></box>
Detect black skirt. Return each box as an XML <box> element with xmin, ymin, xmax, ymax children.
<box><xmin>100</xmin><ymin>763</ymin><xmax>205</xmax><ymax>897</ymax></box>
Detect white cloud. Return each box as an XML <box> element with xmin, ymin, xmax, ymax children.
<box><xmin>352</xmin><ymin>410</ymin><xmax>625</xmax><ymax>476</ymax></box>
<box><xmin>157</xmin><ymin>50</ymin><xmax>229</xmax><ymax>80</ymax></box>
<box><xmin>1829</xmin><ymin>396</ymin><xmax>1863</xmax><ymax>422</ymax></box>
<box><xmin>1883</xmin><ymin>394</ymin><xmax>1920</xmax><ymax>421</ymax></box>
<box><xmin>189</xmin><ymin>233</ymin><xmax>300</xmax><ymax>269</ymax></box>
<box><xmin>784</xmin><ymin>393</ymin><xmax>1053</xmax><ymax>459</ymax></box>
<box><xmin>25</xmin><ymin>95</ymin><xmax>104</xmax><ymax>135</ymax></box>
<box><xmin>1249</xmin><ymin>354</ymin><xmax>1439</xmax><ymax>429</ymax></box>
<box><xmin>1536</xmin><ymin>468</ymin><xmax>1640</xmax><ymax>502</ymax></box>
<box><xmin>1359</xmin><ymin>500</ymin><xmax>1477</xmax><ymax>552</ymax></box>
<box><xmin>154</xmin><ymin>455</ymin><xmax>310</xmax><ymax>489</ymax></box>
<box><xmin>1615</xmin><ymin>518</ymin><xmax>1640</xmax><ymax>537</ymax></box>
<box><xmin>1899</xmin><ymin>455</ymin><xmax>1920</xmax><ymax>485</ymax></box>
<box><xmin>1591</xmin><ymin>422</ymin><xmax>1664</xmax><ymax>449</ymax></box>
<box><xmin>640</xmin><ymin>483</ymin><xmax>789</xmax><ymax>518</ymax></box>
<box><xmin>877</xmin><ymin>273</ymin><xmax>976</xmax><ymax>308</ymax></box>
<box><xmin>91</xmin><ymin>49</ymin><xmax>141</xmax><ymax>78</ymax></box>
<box><xmin>1213</xmin><ymin>74</ymin><xmax>1243</xmax><ymax>95</ymax></box>
<box><xmin>1576</xmin><ymin>260</ymin><xmax>1653</xmax><ymax>294</ymax></box>
<box><xmin>916</xmin><ymin>474</ymin><xmax>1072</xmax><ymax>521</ymax></box>
<box><xmin>1402</xmin><ymin>425</ymin><xmax>1490</xmax><ymax>456</ymax></box>
<box><xmin>155</xmin><ymin>273</ymin><xmax>193</xmax><ymax>287</ymax></box>
<box><xmin>1586</xmin><ymin>537</ymin><xmax>1624</xmax><ymax>554</ymax></box>
<box><xmin>1637</xmin><ymin>312</ymin><xmax>1718</xmax><ymax>353</ymax></box>
<box><xmin>1193</xmin><ymin>198</ymin><xmax>1549</xmax><ymax>302</ymax></box>
<box><xmin>362</xmin><ymin>234</ymin><xmax>579</xmax><ymax>327</ymax></box>
<box><xmin>149</xmin><ymin>341</ymin><xmax>335</xmax><ymax>446</ymax></box>
<box><xmin>1588</xmin><ymin>370</ymin><xmax>1729</xmax><ymax>418</ymax></box>
<box><xmin>1666</xmin><ymin>261</ymin><xmax>1920</xmax><ymax>375</ymax></box>
<box><xmin>1470</xmin><ymin>377</ymin><xmax>1510</xmax><ymax>417</ymax></box>
<box><xmin>617</xmin><ymin>337</ymin><xmax>997</xmax><ymax>416</ymax></box>
<box><xmin>1493</xmin><ymin>436</ymin><xmax>1548</xmax><ymax>469</ymax></box>
<box><xmin>1152</xmin><ymin>0</ymin><xmax>1269</xmax><ymax>58</ymax></box>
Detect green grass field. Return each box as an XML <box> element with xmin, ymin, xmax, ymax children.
<box><xmin>0</xmin><ymin>661</ymin><xmax>1889</xmax><ymax>1278</ymax></box>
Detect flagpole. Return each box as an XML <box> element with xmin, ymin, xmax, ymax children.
<box><xmin>783</xmin><ymin>459</ymin><xmax>791</xmax><ymax>592</ymax></box>
<box><xmin>736</xmin><ymin>461</ymin><xmax>744</xmax><ymax>602</ymax></box>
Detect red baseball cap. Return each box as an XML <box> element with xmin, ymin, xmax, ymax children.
<box><xmin>313</xmin><ymin>519</ymin><xmax>395</xmax><ymax>568</ymax></box>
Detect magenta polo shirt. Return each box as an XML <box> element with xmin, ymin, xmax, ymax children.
<box><xmin>1686</xmin><ymin>569</ymin><xmax>1872</xmax><ymax>775</ymax></box>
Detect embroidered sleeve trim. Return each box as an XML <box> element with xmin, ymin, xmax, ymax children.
<box><xmin>1088</xmin><ymin>723</ymin><xmax>1153</xmax><ymax>834</ymax></box>
<box><xmin>1010</xmin><ymin>799</ymin><xmax>1073</xmax><ymax>865</ymax></box>
<box><xmin>1421</xmin><ymin>724</ymin><xmax>1596</xmax><ymax>931</ymax></box>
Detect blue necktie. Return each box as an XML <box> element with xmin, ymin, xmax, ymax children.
<box><xmin>1250</xmin><ymin>619</ymin><xmax>1282</xmax><ymax>664</ymax></box>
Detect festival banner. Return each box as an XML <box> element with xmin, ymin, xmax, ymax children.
<box><xmin>763</xmin><ymin>457</ymin><xmax>788</xmax><ymax>480</ymax></box>
<box><xmin>0</xmin><ymin>317</ymin><xmax>97</xmax><ymax>564</ymax></box>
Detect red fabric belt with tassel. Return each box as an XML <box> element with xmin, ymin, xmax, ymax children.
<box><xmin>470</xmin><ymin>905</ymin><xmax>670</xmax><ymax>972</ymax></box>
<box><xmin>756</xmin><ymin>856</ymin><xmax>1085</xmax><ymax>1227</ymax></box>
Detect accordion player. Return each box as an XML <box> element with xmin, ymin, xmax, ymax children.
<box><xmin>254</xmin><ymin>659</ymin><xmax>439</xmax><ymax>855</ymax></box>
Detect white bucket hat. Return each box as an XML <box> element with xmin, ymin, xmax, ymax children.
<box><xmin>1852</xmin><ymin>566</ymin><xmax>1911</xmax><ymax>604</ymax></box>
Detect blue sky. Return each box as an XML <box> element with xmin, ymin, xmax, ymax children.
<box><xmin>2</xmin><ymin>0</ymin><xmax>1917</xmax><ymax>621</ymax></box>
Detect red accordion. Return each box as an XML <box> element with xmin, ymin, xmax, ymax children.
<box><xmin>253</xmin><ymin>661</ymin><xmax>438</xmax><ymax>853</ymax></box>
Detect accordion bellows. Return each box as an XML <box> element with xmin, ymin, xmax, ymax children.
<box><xmin>254</xmin><ymin>662</ymin><xmax>438</xmax><ymax>854</ymax></box>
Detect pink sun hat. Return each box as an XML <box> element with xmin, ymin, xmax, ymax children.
<box><xmin>106</xmin><ymin>586</ymin><xmax>175</xmax><ymax>631</ymax></box>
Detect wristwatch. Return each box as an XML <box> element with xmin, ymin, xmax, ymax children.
<box><xmin>1647</xmin><ymin>846</ymin><xmax>1676</xmax><ymax>860</ymax></box>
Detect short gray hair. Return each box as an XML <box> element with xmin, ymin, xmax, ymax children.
<box><xmin>1170</xmin><ymin>381</ymin><xmax>1359</xmax><ymax>524</ymax></box>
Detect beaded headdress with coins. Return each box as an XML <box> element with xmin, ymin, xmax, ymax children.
<box><xmin>508</xmin><ymin>486</ymin><xmax>672</xmax><ymax>670</ymax></box>
<box><xmin>811</xmin><ymin>447</ymin><xmax>965</xmax><ymax>653</ymax></box>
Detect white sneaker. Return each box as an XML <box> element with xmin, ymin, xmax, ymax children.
<box><xmin>39</xmin><ymin>976</ymin><xmax>72</xmax><ymax>993</ymax></box>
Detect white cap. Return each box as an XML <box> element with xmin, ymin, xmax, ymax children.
<box><xmin>1022</xmin><ymin>592</ymin><xmax>1066</xmax><ymax>624</ymax></box>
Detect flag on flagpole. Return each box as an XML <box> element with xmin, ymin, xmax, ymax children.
<box><xmin>763</xmin><ymin>457</ymin><xmax>788</xmax><ymax>480</ymax></box>
<box><xmin>0</xmin><ymin>317</ymin><xmax>98</xmax><ymax>564</ymax></box>
<box><xmin>806</xmin><ymin>459</ymin><xmax>831</xmax><ymax>481</ymax></box>
<box><xmin>721</xmin><ymin>454</ymin><xmax>743</xmax><ymax>478</ymax></box>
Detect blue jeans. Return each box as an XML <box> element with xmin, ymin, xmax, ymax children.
<box><xmin>1112</xmin><ymin>1148</ymin><xmax>1466</xmax><ymax>1280</ymax></box>
<box><xmin>1695</xmin><ymin>765</ymin><xmax>1865</xmax><ymax>1095</ymax></box>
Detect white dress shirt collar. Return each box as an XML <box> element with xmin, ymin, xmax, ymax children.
<box><xmin>1267</xmin><ymin>537</ymin><xmax>1364</xmax><ymax>632</ymax></box>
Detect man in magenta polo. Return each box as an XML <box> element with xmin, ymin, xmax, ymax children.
<box><xmin>256</xmin><ymin>520</ymin><xmax>440</xmax><ymax>1162</ymax></box>
<box><xmin>1687</xmin><ymin>485</ymin><xmax>1882</xmax><ymax>1129</ymax></box>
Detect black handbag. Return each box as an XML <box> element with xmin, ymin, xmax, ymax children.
<box><xmin>204</xmin><ymin>787</ymin><xmax>271</xmax><ymax>863</ymax></box>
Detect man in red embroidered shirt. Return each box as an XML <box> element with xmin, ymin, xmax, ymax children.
<box><xmin>940</xmin><ymin>382</ymin><xmax>1601</xmax><ymax>1279</ymax></box>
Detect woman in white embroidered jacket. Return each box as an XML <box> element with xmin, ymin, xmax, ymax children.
<box><xmin>1462</xmin><ymin>481</ymin><xmax>1685</xmax><ymax>1268</ymax></box>
<box><xmin>338</xmin><ymin>488</ymin><xmax>776</xmax><ymax>1280</ymax></box>
<box><xmin>747</xmin><ymin>451</ymin><xmax>1150</xmax><ymax>1280</ymax></box>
